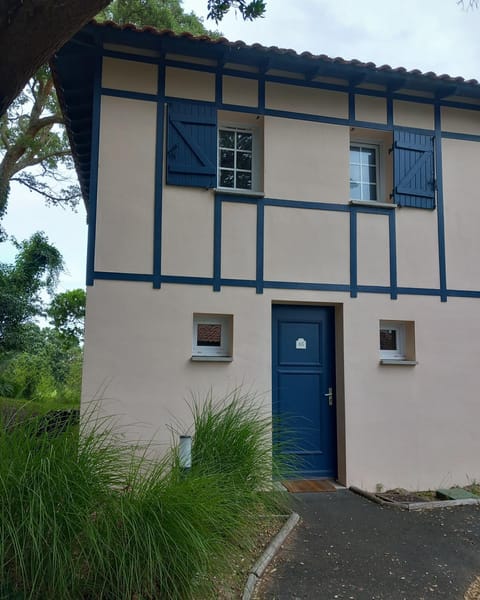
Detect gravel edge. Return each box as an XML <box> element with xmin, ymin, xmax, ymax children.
<box><xmin>241</xmin><ymin>511</ymin><xmax>300</xmax><ymax>600</ymax></box>
<box><xmin>350</xmin><ymin>486</ymin><xmax>480</xmax><ymax>511</ymax></box>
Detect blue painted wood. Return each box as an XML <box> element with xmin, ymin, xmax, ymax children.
<box><xmin>94</xmin><ymin>272</ymin><xmax>153</xmax><ymax>282</ymax></box>
<box><xmin>389</xmin><ymin>211</ymin><xmax>398</xmax><ymax>299</ymax></box>
<box><xmin>101</xmin><ymin>87</ymin><xmax>157</xmax><ymax>102</ymax></box>
<box><xmin>348</xmin><ymin>91</ymin><xmax>355</xmax><ymax>121</ymax></box>
<box><xmin>387</xmin><ymin>96</ymin><xmax>393</xmax><ymax>127</ymax></box>
<box><xmin>258</xmin><ymin>76</ymin><xmax>266</xmax><ymax>111</ymax></box>
<box><xmin>256</xmin><ymin>199</ymin><xmax>265</xmax><ymax>294</ymax></box>
<box><xmin>153</xmin><ymin>67</ymin><xmax>165</xmax><ymax>289</ymax></box>
<box><xmin>215</xmin><ymin>71</ymin><xmax>222</xmax><ymax>105</ymax></box>
<box><xmin>434</xmin><ymin>105</ymin><xmax>448</xmax><ymax>302</ymax></box>
<box><xmin>166</xmin><ymin>101</ymin><xmax>217</xmax><ymax>187</ymax></box>
<box><xmin>265</xmin><ymin>281</ymin><xmax>350</xmax><ymax>292</ymax></box>
<box><xmin>393</xmin><ymin>129</ymin><xmax>435</xmax><ymax>209</ymax></box>
<box><xmin>272</xmin><ymin>305</ymin><xmax>337</xmax><ymax>479</ymax></box>
<box><xmin>442</xmin><ymin>131</ymin><xmax>480</xmax><ymax>142</ymax></box>
<box><xmin>350</xmin><ymin>210</ymin><xmax>357</xmax><ymax>298</ymax></box>
<box><xmin>86</xmin><ymin>56</ymin><xmax>102</xmax><ymax>287</ymax></box>
<box><xmin>213</xmin><ymin>196</ymin><xmax>222</xmax><ymax>291</ymax></box>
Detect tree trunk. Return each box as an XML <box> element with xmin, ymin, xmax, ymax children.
<box><xmin>0</xmin><ymin>0</ymin><xmax>111</xmax><ymax>116</ymax></box>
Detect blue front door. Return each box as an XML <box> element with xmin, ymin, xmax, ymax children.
<box><xmin>272</xmin><ymin>305</ymin><xmax>337</xmax><ymax>479</ymax></box>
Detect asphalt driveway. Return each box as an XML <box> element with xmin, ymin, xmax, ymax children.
<box><xmin>256</xmin><ymin>489</ymin><xmax>480</xmax><ymax>600</ymax></box>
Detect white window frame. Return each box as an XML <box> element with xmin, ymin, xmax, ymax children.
<box><xmin>349</xmin><ymin>141</ymin><xmax>383</xmax><ymax>202</ymax></box>
<box><xmin>379</xmin><ymin>321</ymin><xmax>406</xmax><ymax>360</ymax></box>
<box><xmin>217</xmin><ymin>124</ymin><xmax>260</xmax><ymax>193</ymax></box>
<box><xmin>192</xmin><ymin>314</ymin><xmax>232</xmax><ymax>358</ymax></box>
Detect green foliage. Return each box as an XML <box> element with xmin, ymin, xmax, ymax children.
<box><xmin>48</xmin><ymin>288</ymin><xmax>86</xmax><ymax>345</ymax></box>
<box><xmin>207</xmin><ymin>0</ymin><xmax>266</xmax><ymax>23</ymax></box>
<box><xmin>99</xmin><ymin>0</ymin><xmax>220</xmax><ymax>35</ymax></box>
<box><xmin>0</xmin><ymin>329</ymin><xmax>82</xmax><ymax>404</ymax></box>
<box><xmin>0</xmin><ymin>232</ymin><xmax>63</xmax><ymax>352</ymax></box>
<box><xmin>0</xmin><ymin>67</ymin><xmax>80</xmax><ymax>238</ymax></box>
<box><xmin>0</xmin><ymin>393</ymin><xmax>288</xmax><ymax>599</ymax></box>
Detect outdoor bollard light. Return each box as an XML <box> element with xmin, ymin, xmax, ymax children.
<box><xmin>179</xmin><ymin>435</ymin><xmax>192</xmax><ymax>471</ymax></box>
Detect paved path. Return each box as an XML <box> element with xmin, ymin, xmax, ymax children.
<box><xmin>256</xmin><ymin>490</ymin><xmax>480</xmax><ymax>600</ymax></box>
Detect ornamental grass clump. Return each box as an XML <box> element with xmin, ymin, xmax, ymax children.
<box><xmin>0</xmin><ymin>391</ymin><xmax>289</xmax><ymax>600</ymax></box>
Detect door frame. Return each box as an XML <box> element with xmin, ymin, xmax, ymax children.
<box><xmin>271</xmin><ymin>303</ymin><xmax>339</xmax><ymax>480</ymax></box>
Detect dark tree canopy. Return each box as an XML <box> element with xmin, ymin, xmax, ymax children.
<box><xmin>0</xmin><ymin>0</ymin><xmax>266</xmax><ymax>117</ymax></box>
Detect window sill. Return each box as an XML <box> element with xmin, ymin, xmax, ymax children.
<box><xmin>350</xmin><ymin>200</ymin><xmax>397</xmax><ymax>209</ymax></box>
<box><xmin>214</xmin><ymin>188</ymin><xmax>264</xmax><ymax>198</ymax></box>
<box><xmin>379</xmin><ymin>359</ymin><xmax>417</xmax><ymax>366</ymax></box>
<box><xmin>191</xmin><ymin>356</ymin><xmax>233</xmax><ymax>362</ymax></box>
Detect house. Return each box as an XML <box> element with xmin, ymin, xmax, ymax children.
<box><xmin>52</xmin><ymin>21</ymin><xmax>480</xmax><ymax>492</ymax></box>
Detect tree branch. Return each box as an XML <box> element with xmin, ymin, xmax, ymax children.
<box><xmin>11</xmin><ymin>177</ymin><xmax>80</xmax><ymax>204</ymax></box>
<box><xmin>13</xmin><ymin>149</ymin><xmax>72</xmax><ymax>174</ymax></box>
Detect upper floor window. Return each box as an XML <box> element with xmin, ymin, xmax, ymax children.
<box><xmin>218</xmin><ymin>127</ymin><xmax>253</xmax><ymax>191</ymax></box>
<box><xmin>350</xmin><ymin>143</ymin><xmax>379</xmax><ymax>202</ymax></box>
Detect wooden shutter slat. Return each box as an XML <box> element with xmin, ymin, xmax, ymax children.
<box><xmin>166</xmin><ymin>102</ymin><xmax>217</xmax><ymax>188</ymax></box>
<box><xmin>393</xmin><ymin>129</ymin><xmax>435</xmax><ymax>209</ymax></box>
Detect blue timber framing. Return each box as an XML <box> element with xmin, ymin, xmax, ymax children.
<box><xmin>153</xmin><ymin>62</ymin><xmax>165</xmax><ymax>289</ymax></box>
<box><xmin>80</xmin><ymin>39</ymin><xmax>480</xmax><ymax>303</ymax></box>
<box><xmin>434</xmin><ymin>103</ymin><xmax>448</xmax><ymax>301</ymax></box>
<box><xmin>86</xmin><ymin>55</ymin><xmax>102</xmax><ymax>287</ymax></box>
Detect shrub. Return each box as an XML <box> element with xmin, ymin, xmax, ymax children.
<box><xmin>0</xmin><ymin>392</ymin><xmax>289</xmax><ymax>599</ymax></box>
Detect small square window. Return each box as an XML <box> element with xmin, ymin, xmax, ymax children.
<box><xmin>379</xmin><ymin>325</ymin><xmax>405</xmax><ymax>360</ymax></box>
<box><xmin>192</xmin><ymin>314</ymin><xmax>233</xmax><ymax>358</ymax></box>
<box><xmin>379</xmin><ymin>320</ymin><xmax>416</xmax><ymax>364</ymax></box>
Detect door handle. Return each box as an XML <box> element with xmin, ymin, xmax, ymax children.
<box><xmin>324</xmin><ymin>387</ymin><xmax>334</xmax><ymax>406</ymax></box>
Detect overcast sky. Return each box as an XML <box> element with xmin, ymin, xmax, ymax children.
<box><xmin>3</xmin><ymin>0</ymin><xmax>480</xmax><ymax>293</ymax></box>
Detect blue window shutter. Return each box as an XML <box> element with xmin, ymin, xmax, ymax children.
<box><xmin>393</xmin><ymin>129</ymin><xmax>436</xmax><ymax>209</ymax></box>
<box><xmin>166</xmin><ymin>102</ymin><xmax>217</xmax><ymax>188</ymax></box>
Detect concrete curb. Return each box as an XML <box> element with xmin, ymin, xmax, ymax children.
<box><xmin>242</xmin><ymin>511</ymin><xmax>300</xmax><ymax>600</ymax></box>
<box><xmin>350</xmin><ymin>486</ymin><xmax>480</xmax><ymax>511</ymax></box>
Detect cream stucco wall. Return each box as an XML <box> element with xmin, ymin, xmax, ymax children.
<box><xmin>393</xmin><ymin>100</ymin><xmax>434</xmax><ymax>130</ymax></box>
<box><xmin>396</xmin><ymin>208</ymin><xmax>439</xmax><ymax>289</ymax></box>
<box><xmin>165</xmin><ymin>67</ymin><xmax>215</xmax><ymax>102</ymax></box>
<box><xmin>82</xmin><ymin>281</ymin><xmax>480</xmax><ymax>491</ymax></box>
<box><xmin>441</xmin><ymin>107</ymin><xmax>480</xmax><ymax>135</ymax></box>
<box><xmin>356</xmin><ymin>213</ymin><xmax>390</xmax><ymax>287</ymax></box>
<box><xmin>95</xmin><ymin>95</ymin><xmax>156</xmax><ymax>274</ymax></box>
<box><xmin>222</xmin><ymin>75</ymin><xmax>258</xmax><ymax>107</ymax></box>
<box><xmin>162</xmin><ymin>187</ymin><xmax>214</xmax><ymax>277</ymax></box>
<box><xmin>266</xmin><ymin>83</ymin><xmax>348</xmax><ymax>118</ymax></box>
<box><xmin>264</xmin><ymin>206</ymin><xmax>350</xmax><ymax>283</ymax></box>
<box><xmin>354</xmin><ymin>95</ymin><xmax>387</xmax><ymax>124</ymax></box>
<box><xmin>221</xmin><ymin>202</ymin><xmax>257</xmax><ymax>280</ymax></box>
<box><xmin>102</xmin><ymin>57</ymin><xmax>158</xmax><ymax>94</ymax></box>
<box><xmin>443</xmin><ymin>137</ymin><xmax>480</xmax><ymax>290</ymax></box>
<box><xmin>264</xmin><ymin>117</ymin><xmax>349</xmax><ymax>202</ymax></box>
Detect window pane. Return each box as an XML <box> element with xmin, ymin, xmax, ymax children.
<box><xmin>361</xmin><ymin>147</ymin><xmax>376</xmax><ymax>166</ymax></box>
<box><xmin>350</xmin><ymin>181</ymin><xmax>361</xmax><ymax>199</ymax></box>
<box><xmin>350</xmin><ymin>164</ymin><xmax>361</xmax><ymax>182</ymax></box>
<box><xmin>237</xmin><ymin>151</ymin><xmax>252</xmax><ymax>170</ymax></box>
<box><xmin>237</xmin><ymin>132</ymin><xmax>252</xmax><ymax>151</ymax></box>
<box><xmin>380</xmin><ymin>329</ymin><xmax>397</xmax><ymax>351</ymax></box>
<box><xmin>219</xmin><ymin>130</ymin><xmax>235</xmax><ymax>148</ymax></box>
<box><xmin>236</xmin><ymin>171</ymin><xmax>252</xmax><ymax>189</ymax></box>
<box><xmin>197</xmin><ymin>324</ymin><xmax>222</xmax><ymax>347</ymax></box>
<box><xmin>362</xmin><ymin>165</ymin><xmax>377</xmax><ymax>184</ymax></box>
<box><xmin>363</xmin><ymin>184</ymin><xmax>377</xmax><ymax>201</ymax></box>
<box><xmin>220</xmin><ymin>169</ymin><xmax>234</xmax><ymax>188</ymax></box>
<box><xmin>220</xmin><ymin>149</ymin><xmax>234</xmax><ymax>168</ymax></box>
<box><xmin>350</xmin><ymin>147</ymin><xmax>361</xmax><ymax>163</ymax></box>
